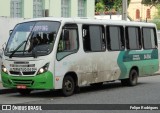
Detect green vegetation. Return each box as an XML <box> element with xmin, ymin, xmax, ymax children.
<box><xmin>142</xmin><ymin>0</ymin><xmax>160</xmax><ymax>6</ymax></box>
<box><xmin>95</xmin><ymin>0</ymin><xmax>105</xmax><ymax>12</ymax></box>
<box><xmin>95</xmin><ymin>0</ymin><xmax>131</xmax><ymax>12</ymax></box>
<box><xmin>151</xmin><ymin>19</ymin><xmax>160</xmax><ymax>30</ymax></box>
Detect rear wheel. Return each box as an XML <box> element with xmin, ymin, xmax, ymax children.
<box><xmin>17</xmin><ymin>89</ymin><xmax>32</xmax><ymax>96</ymax></box>
<box><xmin>62</xmin><ymin>76</ymin><xmax>75</xmax><ymax>96</ymax></box>
<box><xmin>121</xmin><ymin>69</ymin><xmax>138</xmax><ymax>86</ymax></box>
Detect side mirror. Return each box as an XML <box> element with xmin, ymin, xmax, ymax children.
<box><xmin>9</xmin><ymin>30</ymin><xmax>13</xmax><ymax>36</ymax></box>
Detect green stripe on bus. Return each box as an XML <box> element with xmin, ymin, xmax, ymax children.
<box><xmin>117</xmin><ymin>49</ymin><xmax>159</xmax><ymax>79</ymax></box>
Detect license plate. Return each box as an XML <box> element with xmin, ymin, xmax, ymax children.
<box><xmin>17</xmin><ymin>85</ymin><xmax>27</xmax><ymax>89</ymax></box>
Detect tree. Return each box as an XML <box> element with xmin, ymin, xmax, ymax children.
<box><xmin>151</xmin><ymin>19</ymin><xmax>160</xmax><ymax>29</ymax></box>
<box><xmin>102</xmin><ymin>0</ymin><xmax>131</xmax><ymax>11</ymax></box>
<box><xmin>95</xmin><ymin>0</ymin><xmax>105</xmax><ymax>12</ymax></box>
<box><xmin>142</xmin><ymin>0</ymin><xmax>160</xmax><ymax>6</ymax></box>
<box><xmin>95</xmin><ymin>0</ymin><xmax>131</xmax><ymax>14</ymax></box>
<box><xmin>154</xmin><ymin>4</ymin><xmax>160</xmax><ymax>18</ymax></box>
<box><xmin>103</xmin><ymin>0</ymin><xmax>114</xmax><ymax>10</ymax></box>
<box><xmin>151</xmin><ymin>4</ymin><xmax>160</xmax><ymax>29</ymax></box>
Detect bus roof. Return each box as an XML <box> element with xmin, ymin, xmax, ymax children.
<box><xmin>21</xmin><ymin>17</ymin><xmax>156</xmax><ymax>27</ymax></box>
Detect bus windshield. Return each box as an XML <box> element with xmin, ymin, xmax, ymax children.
<box><xmin>5</xmin><ymin>21</ymin><xmax>60</xmax><ymax>57</ymax></box>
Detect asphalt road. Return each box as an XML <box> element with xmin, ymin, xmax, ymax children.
<box><xmin>1</xmin><ymin>75</ymin><xmax>160</xmax><ymax>113</ymax></box>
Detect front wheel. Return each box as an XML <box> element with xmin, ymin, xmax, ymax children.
<box><xmin>62</xmin><ymin>76</ymin><xmax>75</xmax><ymax>96</ymax></box>
<box><xmin>121</xmin><ymin>69</ymin><xmax>138</xmax><ymax>86</ymax></box>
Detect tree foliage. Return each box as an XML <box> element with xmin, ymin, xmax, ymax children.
<box><xmin>142</xmin><ymin>0</ymin><xmax>160</xmax><ymax>6</ymax></box>
<box><xmin>95</xmin><ymin>0</ymin><xmax>131</xmax><ymax>11</ymax></box>
<box><xmin>154</xmin><ymin>4</ymin><xmax>160</xmax><ymax>18</ymax></box>
<box><xmin>151</xmin><ymin>19</ymin><xmax>160</xmax><ymax>29</ymax></box>
<box><xmin>95</xmin><ymin>0</ymin><xmax>105</xmax><ymax>12</ymax></box>
<box><xmin>104</xmin><ymin>0</ymin><xmax>123</xmax><ymax>11</ymax></box>
<box><xmin>150</xmin><ymin>4</ymin><xmax>160</xmax><ymax>29</ymax></box>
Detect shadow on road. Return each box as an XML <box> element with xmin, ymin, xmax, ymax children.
<box><xmin>9</xmin><ymin>81</ymin><xmax>147</xmax><ymax>98</ymax></box>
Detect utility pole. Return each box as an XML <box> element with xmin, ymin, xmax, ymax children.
<box><xmin>122</xmin><ymin>0</ymin><xmax>128</xmax><ymax>20</ymax></box>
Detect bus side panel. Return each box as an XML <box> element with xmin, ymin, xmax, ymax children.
<box><xmin>54</xmin><ymin>51</ymin><xmax>86</xmax><ymax>89</ymax></box>
<box><xmin>54</xmin><ymin>50</ymin><xmax>121</xmax><ymax>89</ymax></box>
<box><xmin>117</xmin><ymin>49</ymin><xmax>159</xmax><ymax>79</ymax></box>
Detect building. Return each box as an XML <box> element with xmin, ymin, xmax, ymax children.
<box><xmin>128</xmin><ymin>0</ymin><xmax>157</xmax><ymax>21</ymax></box>
<box><xmin>0</xmin><ymin>0</ymin><xmax>95</xmax><ymax>18</ymax></box>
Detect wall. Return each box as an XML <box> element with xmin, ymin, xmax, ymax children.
<box><xmin>49</xmin><ymin>0</ymin><xmax>95</xmax><ymax>18</ymax></box>
<box><xmin>71</xmin><ymin>0</ymin><xmax>78</xmax><ymax>17</ymax></box>
<box><xmin>86</xmin><ymin>0</ymin><xmax>95</xmax><ymax>18</ymax></box>
<box><xmin>0</xmin><ymin>17</ymin><xmax>24</xmax><ymax>48</ymax></box>
<box><xmin>49</xmin><ymin>0</ymin><xmax>61</xmax><ymax>17</ymax></box>
<box><xmin>0</xmin><ymin>0</ymin><xmax>10</xmax><ymax>17</ymax></box>
<box><xmin>0</xmin><ymin>0</ymin><xmax>95</xmax><ymax>18</ymax></box>
<box><xmin>23</xmin><ymin>0</ymin><xmax>33</xmax><ymax>18</ymax></box>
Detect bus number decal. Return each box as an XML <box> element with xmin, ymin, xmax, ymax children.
<box><xmin>144</xmin><ymin>54</ymin><xmax>151</xmax><ymax>60</ymax></box>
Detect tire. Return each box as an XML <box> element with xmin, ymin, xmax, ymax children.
<box><xmin>62</xmin><ymin>76</ymin><xmax>75</xmax><ymax>96</ymax></box>
<box><xmin>121</xmin><ymin>69</ymin><xmax>138</xmax><ymax>86</ymax></box>
<box><xmin>90</xmin><ymin>82</ymin><xmax>103</xmax><ymax>87</ymax></box>
<box><xmin>17</xmin><ymin>89</ymin><xmax>31</xmax><ymax>96</ymax></box>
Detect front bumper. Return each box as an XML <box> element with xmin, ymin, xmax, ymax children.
<box><xmin>1</xmin><ymin>71</ymin><xmax>54</xmax><ymax>90</ymax></box>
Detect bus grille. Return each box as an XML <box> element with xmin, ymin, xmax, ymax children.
<box><xmin>10</xmin><ymin>71</ymin><xmax>36</xmax><ymax>75</ymax></box>
<box><xmin>11</xmin><ymin>79</ymin><xmax>34</xmax><ymax>86</ymax></box>
<box><xmin>22</xmin><ymin>72</ymin><xmax>35</xmax><ymax>75</ymax></box>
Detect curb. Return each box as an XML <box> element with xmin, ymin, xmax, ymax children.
<box><xmin>154</xmin><ymin>71</ymin><xmax>160</xmax><ymax>75</ymax></box>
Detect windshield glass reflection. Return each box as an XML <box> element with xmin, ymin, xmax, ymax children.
<box><xmin>5</xmin><ymin>21</ymin><xmax>60</xmax><ymax>57</ymax></box>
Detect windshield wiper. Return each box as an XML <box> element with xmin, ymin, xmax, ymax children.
<box><xmin>9</xmin><ymin>40</ymin><xmax>27</xmax><ymax>58</ymax></box>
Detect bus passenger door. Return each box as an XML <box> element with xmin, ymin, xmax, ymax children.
<box><xmin>55</xmin><ymin>24</ymin><xmax>79</xmax><ymax>89</ymax></box>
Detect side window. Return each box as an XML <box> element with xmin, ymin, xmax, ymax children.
<box><xmin>57</xmin><ymin>24</ymin><xmax>78</xmax><ymax>60</ymax></box>
<box><xmin>82</xmin><ymin>25</ymin><xmax>105</xmax><ymax>52</ymax></box>
<box><xmin>106</xmin><ymin>26</ymin><xmax>124</xmax><ymax>51</ymax></box>
<box><xmin>126</xmin><ymin>27</ymin><xmax>141</xmax><ymax>50</ymax></box>
<box><xmin>142</xmin><ymin>27</ymin><xmax>157</xmax><ymax>49</ymax></box>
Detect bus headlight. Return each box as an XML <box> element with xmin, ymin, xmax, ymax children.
<box><xmin>1</xmin><ymin>65</ymin><xmax>8</xmax><ymax>74</ymax></box>
<box><xmin>37</xmin><ymin>63</ymin><xmax>50</xmax><ymax>75</ymax></box>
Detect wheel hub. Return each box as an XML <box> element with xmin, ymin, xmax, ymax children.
<box><xmin>64</xmin><ymin>80</ymin><xmax>73</xmax><ymax>92</ymax></box>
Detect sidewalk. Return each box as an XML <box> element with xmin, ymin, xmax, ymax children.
<box><xmin>154</xmin><ymin>69</ymin><xmax>160</xmax><ymax>75</ymax></box>
<box><xmin>0</xmin><ymin>82</ymin><xmax>17</xmax><ymax>94</ymax></box>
